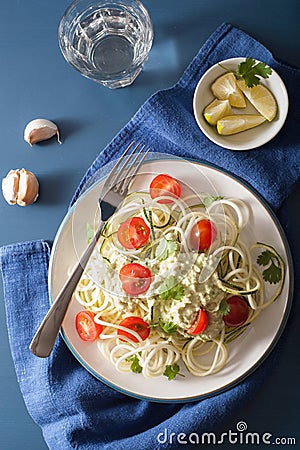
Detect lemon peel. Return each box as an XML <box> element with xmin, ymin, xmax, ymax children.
<box><xmin>217</xmin><ymin>115</ymin><xmax>266</xmax><ymax>135</ymax></box>
<box><xmin>203</xmin><ymin>99</ymin><xmax>232</xmax><ymax>125</ymax></box>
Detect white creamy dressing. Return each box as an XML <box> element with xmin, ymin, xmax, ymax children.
<box><xmin>150</xmin><ymin>252</ymin><xmax>226</xmax><ymax>339</ymax></box>
<box><xmin>91</xmin><ymin>242</ymin><xmax>227</xmax><ymax>341</ymax></box>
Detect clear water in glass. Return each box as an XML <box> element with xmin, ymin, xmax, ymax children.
<box><xmin>59</xmin><ymin>1</ymin><xmax>153</xmax><ymax>88</ymax></box>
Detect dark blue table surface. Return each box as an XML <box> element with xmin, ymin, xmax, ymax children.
<box><xmin>1</xmin><ymin>1</ymin><xmax>299</xmax><ymax>449</ymax></box>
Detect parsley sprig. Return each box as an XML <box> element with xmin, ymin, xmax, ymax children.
<box><xmin>219</xmin><ymin>299</ymin><xmax>231</xmax><ymax>316</ymax></box>
<box><xmin>126</xmin><ymin>355</ymin><xmax>142</xmax><ymax>374</ymax></box>
<box><xmin>219</xmin><ymin>58</ymin><xmax>272</xmax><ymax>88</ymax></box>
<box><xmin>159</xmin><ymin>320</ymin><xmax>178</xmax><ymax>334</ymax></box>
<box><xmin>256</xmin><ymin>249</ymin><xmax>282</xmax><ymax>284</ymax></box>
<box><xmin>203</xmin><ymin>195</ymin><xmax>224</xmax><ymax>208</ymax></box>
<box><xmin>156</xmin><ymin>239</ymin><xmax>179</xmax><ymax>261</ymax></box>
<box><xmin>150</xmin><ymin>319</ymin><xmax>178</xmax><ymax>334</ymax></box>
<box><xmin>159</xmin><ymin>276</ymin><xmax>184</xmax><ymax>301</ymax></box>
<box><xmin>163</xmin><ymin>363</ymin><xmax>184</xmax><ymax>381</ymax></box>
<box><xmin>236</xmin><ymin>58</ymin><xmax>272</xmax><ymax>88</ymax></box>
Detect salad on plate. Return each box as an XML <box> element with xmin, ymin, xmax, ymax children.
<box><xmin>73</xmin><ymin>173</ymin><xmax>285</xmax><ymax>380</ymax></box>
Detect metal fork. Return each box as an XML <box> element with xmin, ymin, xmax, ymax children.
<box><xmin>30</xmin><ymin>141</ymin><xmax>149</xmax><ymax>358</ymax></box>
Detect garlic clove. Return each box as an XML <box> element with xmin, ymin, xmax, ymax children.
<box><xmin>24</xmin><ymin>118</ymin><xmax>61</xmax><ymax>146</ymax></box>
<box><xmin>17</xmin><ymin>169</ymin><xmax>39</xmax><ymax>206</ymax></box>
<box><xmin>2</xmin><ymin>170</ymin><xmax>20</xmax><ymax>205</ymax></box>
<box><xmin>2</xmin><ymin>168</ymin><xmax>39</xmax><ymax>206</ymax></box>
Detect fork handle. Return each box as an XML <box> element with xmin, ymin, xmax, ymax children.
<box><xmin>29</xmin><ymin>222</ymin><xmax>103</xmax><ymax>358</ymax></box>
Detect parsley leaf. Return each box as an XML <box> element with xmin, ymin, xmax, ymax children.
<box><xmin>257</xmin><ymin>250</ymin><xmax>282</xmax><ymax>284</ymax></box>
<box><xmin>203</xmin><ymin>195</ymin><xmax>224</xmax><ymax>208</ymax></box>
<box><xmin>159</xmin><ymin>276</ymin><xmax>184</xmax><ymax>301</ymax></box>
<box><xmin>163</xmin><ymin>363</ymin><xmax>182</xmax><ymax>381</ymax></box>
<box><xmin>159</xmin><ymin>320</ymin><xmax>178</xmax><ymax>334</ymax></box>
<box><xmin>261</xmin><ymin>265</ymin><xmax>282</xmax><ymax>284</ymax></box>
<box><xmin>126</xmin><ymin>355</ymin><xmax>142</xmax><ymax>374</ymax></box>
<box><xmin>156</xmin><ymin>239</ymin><xmax>179</xmax><ymax>261</ymax></box>
<box><xmin>219</xmin><ymin>299</ymin><xmax>231</xmax><ymax>316</ymax></box>
<box><xmin>257</xmin><ymin>250</ymin><xmax>272</xmax><ymax>266</ymax></box>
<box><xmin>236</xmin><ymin>58</ymin><xmax>272</xmax><ymax>88</ymax></box>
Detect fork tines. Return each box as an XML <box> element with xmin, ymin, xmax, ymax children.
<box><xmin>107</xmin><ymin>141</ymin><xmax>150</xmax><ymax>193</ymax></box>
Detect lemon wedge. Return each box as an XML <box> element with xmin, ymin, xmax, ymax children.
<box><xmin>203</xmin><ymin>99</ymin><xmax>232</xmax><ymax>125</ymax></box>
<box><xmin>217</xmin><ymin>115</ymin><xmax>267</xmax><ymax>135</ymax></box>
<box><xmin>237</xmin><ymin>79</ymin><xmax>277</xmax><ymax>121</ymax></box>
<box><xmin>211</xmin><ymin>73</ymin><xmax>246</xmax><ymax>108</ymax></box>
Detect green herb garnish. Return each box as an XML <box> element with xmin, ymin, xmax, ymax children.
<box><xmin>156</xmin><ymin>239</ymin><xmax>179</xmax><ymax>260</ymax></box>
<box><xmin>219</xmin><ymin>299</ymin><xmax>231</xmax><ymax>316</ymax></box>
<box><xmin>126</xmin><ymin>355</ymin><xmax>142</xmax><ymax>374</ymax></box>
<box><xmin>236</xmin><ymin>58</ymin><xmax>272</xmax><ymax>88</ymax></box>
<box><xmin>159</xmin><ymin>276</ymin><xmax>184</xmax><ymax>301</ymax></box>
<box><xmin>203</xmin><ymin>195</ymin><xmax>224</xmax><ymax>208</ymax></box>
<box><xmin>159</xmin><ymin>320</ymin><xmax>178</xmax><ymax>334</ymax></box>
<box><xmin>257</xmin><ymin>249</ymin><xmax>282</xmax><ymax>284</ymax></box>
<box><xmin>219</xmin><ymin>58</ymin><xmax>272</xmax><ymax>88</ymax></box>
<box><xmin>163</xmin><ymin>363</ymin><xmax>184</xmax><ymax>381</ymax></box>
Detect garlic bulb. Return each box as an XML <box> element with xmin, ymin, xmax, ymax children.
<box><xmin>24</xmin><ymin>118</ymin><xmax>61</xmax><ymax>146</ymax></box>
<box><xmin>2</xmin><ymin>168</ymin><xmax>39</xmax><ymax>206</ymax></box>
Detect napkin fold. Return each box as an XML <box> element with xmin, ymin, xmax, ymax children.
<box><xmin>1</xmin><ymin>23</ymin><xmax>299</xmax><ymax>450</ymax></box>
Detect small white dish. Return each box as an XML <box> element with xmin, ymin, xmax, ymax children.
<box><xmin>193</xmin><ymin>57</ymin><xmax>289</xmax><ymax>151</ymax></box>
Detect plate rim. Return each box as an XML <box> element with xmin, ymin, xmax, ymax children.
<box><xmin>49</xmin><ymin>157</ymin><xmax>294</xmax><ymax>403</ymax></box>
<box><xmin>193</xmin><ymin>57</ymin><xmax>289</xmax><ymax>151</ymax></box>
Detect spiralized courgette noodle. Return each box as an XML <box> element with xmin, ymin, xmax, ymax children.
<box><xmin>74</xmin><ymin>189</ymin><xmax>285</xmax><ymax>379</ymax></box>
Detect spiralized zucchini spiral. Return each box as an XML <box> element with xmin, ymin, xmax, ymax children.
<box><xmin>74</xmin><ymin>188</ymin><xmax>284</xmax><ymax>378</ymax></box>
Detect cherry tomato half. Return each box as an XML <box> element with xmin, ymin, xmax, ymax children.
<box><xmin>75</xmin><ymin>310</ymin><xmax>103</xmax><ymax>342</ymax></box>
<box><xmin>119</xmin><ymin>263</ymin><xmax>152</xmax><ymax>295</ymax></box>
<box><xmin>150</xmin><ymin>174</ymin><xmax>182</xmax><ymax>204</ymax></box>
<box><xmin>186</xmin><ymin>308</ymin><xmax>208</xmax><ymax>335</ymax></box>
<box><xmin>118</xmin><ymin>316</ymin><xmax>150</xmax><ymax>342</ymax></box>
<box><xmin>117</xmin><ymin>217</ymin><xmax>150</xmax><ymax>249</ymax></box>
<box><xmin>223</xmin><ymin>296</ymin><xmax>249</xmax><ymax>327</ymax></box>
<box><xmin>189</xmin><ymin>219</ymin><xmax>217</xmax><ymax>252</ymax></box>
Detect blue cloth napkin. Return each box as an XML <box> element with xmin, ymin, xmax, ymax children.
<box><xmin>1</xmin><ymin>23</ymin><xmax>299</xmax><ymax>450</ymax></box>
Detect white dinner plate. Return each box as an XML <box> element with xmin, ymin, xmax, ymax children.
<box><xmin>49</xmin><ymin>157</ymin><xmax>293</xmax><ymax>402</ymax></box>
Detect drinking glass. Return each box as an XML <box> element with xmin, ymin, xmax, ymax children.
<box><xmin>58</xmin><ymin>0</ymin><xmax>153</xmax><ymax>88</ymax></box>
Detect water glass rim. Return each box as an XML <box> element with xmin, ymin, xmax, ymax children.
<box><xmin>57</xmin><ymin>0</ymin><xmax>153</xmax><ymax>88</ymax></box>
